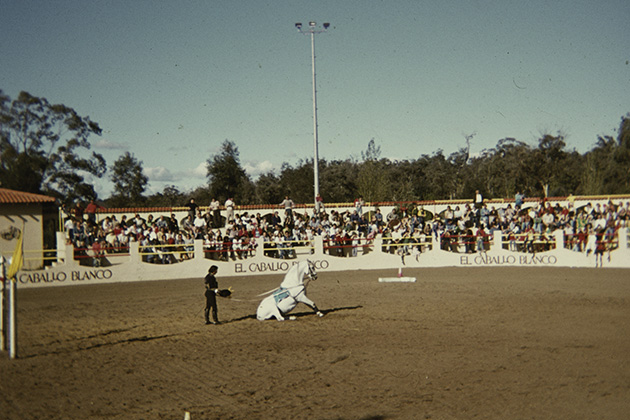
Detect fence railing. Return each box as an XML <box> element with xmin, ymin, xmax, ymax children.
<box><xmin>72</xmin><ymin>244</ymin><xmax>130</xmax><ymax>267</ymax></box>
<box><xmin>380</xmin><ymin>234</ymin><xmax>434</xmax><ymax>254</ymax></box>
<box><xmin>324</xmin><ymin>236</ymin><xmax>375</xmax><ymax>257</ymax></box>
<box><xmin>501</xmin><ymin>233</ymin><xmax>557</xmax><ymax>254</ymax></box>
<box><xmin>0</xmin><ymin>248</ymin><xmax>61</xmax><ymax>270</ymax></box>
<box><xmin>562</xmin><ymin>231</ymin><xmax>619</xmax><ymax>253</ymax></box>
<box><xmin>261</xmin><ymin>238</ymin><xmax>315</xmax><ymax>259</ymax></box>
<box><xmin>69</xmin><ymin>238</ymin><xmax>324</xmax><ymax>266</ymax></box>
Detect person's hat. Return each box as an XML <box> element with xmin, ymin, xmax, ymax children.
<box><xmin>209</xmin><ymin>265</ymin><xmax>218</xmax><ymax>273</ymax></box>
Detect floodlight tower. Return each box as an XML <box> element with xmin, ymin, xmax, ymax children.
<box><xmin>295</xmin><ymin>21</ymin><xmax>330</xmax><ymax>213</ymax></box>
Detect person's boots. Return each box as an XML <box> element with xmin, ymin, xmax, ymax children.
<box><xmin>204</xmin><ymin>307</ymin><xmax>212</xmax><ymax>325</ymax></box>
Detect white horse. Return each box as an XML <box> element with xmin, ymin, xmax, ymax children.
<box><xmin>256</xmin><ymin>260</ymin><xmax>324</xmax><ymax>321</ymax></box>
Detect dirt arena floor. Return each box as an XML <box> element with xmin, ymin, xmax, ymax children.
<box><xmin>1</xmin><ymin>266</ymin><xmax>629</xmax><ymax>420</ymax></box>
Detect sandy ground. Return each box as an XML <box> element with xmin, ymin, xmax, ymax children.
<box><xmin>1</xmin><ymin>267</ymin><xmax>629</xmax><ymax>420</ymax></box>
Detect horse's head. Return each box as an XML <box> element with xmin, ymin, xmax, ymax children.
<box><xmin>280</xmin><ymin>260</ymin><xmax>317</xmax><ymax>289</ymax></box>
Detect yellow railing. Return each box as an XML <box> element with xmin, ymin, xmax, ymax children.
<box><xmin>138</xmin><ymin>242</ymin><xmax>192</xmax><ymax>263</ymax></box>
<box><xmin>21</xmin><ymin>248</ymin><xmax>59</xmax><ymax>262</ymax></box>
<box><xmin>261</xmin><ymin>238</ymin><xmax>315</xmax><ymax>258</ymax></box>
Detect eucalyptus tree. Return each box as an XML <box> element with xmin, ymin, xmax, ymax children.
<box><xmin>146</xmin><ymin>185</ymin><xmax>185</xmax><ymax>207</ymax></box>
<box><xmin>206</xmin><ymin>139</ymin><xmax>252</xmax><ymax>204</ymax></box>
<box><xmin>277</xmin><ymin>160</ymin><xmax>315</xmax><ymax>204</ymax></box>
<box><xmin>470</xmin><ymin>138</ymin><xmax>533</xmax><ymax>199</ymax></box>
<box><xmin>255</xmin><ymin>171</ymin><xmax>283</xmax><ymax>205</ymax></box>
<box><xmin>109</xmin><ymin>151</ymin><xmax>148</xmax><ymax>206</ymax></box>
<box><xmin>583</xmin><ymin>114</ymin><xmax>630</xmax><ymax>194</ymax></box>
<box><xmin>0</xmin><ymin>90</ymin><xmax>106</xmax><ymax>204</ymax></box>
<box><xmin>530</xmin><ymin>133</ymin><xmax>569</xmax><ymax>197</ymax></box>
<box><xmin>416</xmin><ymin>151</ymin><xmax>455</xmax><ymax>200</ymax></box>
<box><xmin>357</xmin><ymin>138</ymin><xmax>388</xmax><ymax>203</ymax></box>
<box><xmin>447</xmin><ymin>147</ymin><xmax>471</xmax><ymax>199</ymax></box>
<box><xmin>319</xmin><ymin>159</ymin><xmax>359</xmax><ymax>203</ymax></box>
<box><xmin>606</xmin><ymin>113</ymin><xmax>630</xmax><ymax>193</ymax></box>
<box><xmin>614</xmin><ymin>114</ymin><xmax>630</xmax><ymax>193</ymax></box>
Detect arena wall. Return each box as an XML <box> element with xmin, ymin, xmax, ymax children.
<box><xmin>7</xmin><ymin>226</ymin><xmax>630</xmax><ymax>289</ymax></box>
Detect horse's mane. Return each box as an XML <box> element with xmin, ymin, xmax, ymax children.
<box><xmin>280</xmin><ymin>260</ymin><xmax>308</xmax><ymax>289</ymax></box>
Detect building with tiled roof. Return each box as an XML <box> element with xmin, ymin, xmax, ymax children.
<box><xmin>0</xmin><ymin>188</ymin><xmax>58</xmax><ymax>205</ymax></box>
<box><xmin>1</xmin><ymin>188</ymin><xmax>59</xmax><ymax>271</ymax></box>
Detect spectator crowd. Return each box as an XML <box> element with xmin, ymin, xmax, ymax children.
<box><xmin>62</xmin><ymin>196</ymin><xmax>629</xmax><ymax>266</ymax></box>
<box><xmin>383</xmin><ymin>198</ymin><xmax>629</xmax><ymax>263</ymax></box>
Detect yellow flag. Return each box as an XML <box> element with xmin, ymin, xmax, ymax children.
<box><xmin>7</xmin><ymin>231</ymin><xmax>23</xmax><ymax>280</ymax></box>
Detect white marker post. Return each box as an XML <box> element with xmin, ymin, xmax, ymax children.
<box><xmin>5</xmin><ymin>227</ymin><xmax>23</xmax><ymax>360</ymax></box>
<box><xmin>8</xmin><ymin>275</ymin><xmax>17</xmax><ymax>359</ymax></box>
<box><xmin>379</xmin><ymin>267</ymin><xmax>417</xmax><ymax>283</ymax></box>
<box><xmin>0</xmin><ymin>256</ymin><xmax>5</xmax><ymax>352</ymax></box>
<box><xmin>378</xmin><ymin>277</ymin><xmax>417</xmax><ymax>283</ymax></box>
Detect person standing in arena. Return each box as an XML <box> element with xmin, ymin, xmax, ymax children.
<box><xmin>204</xmin><ymin>265</ymin><xmax>221</xmax><ymax>325</ymax></box>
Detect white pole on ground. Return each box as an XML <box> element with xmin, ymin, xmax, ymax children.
<box><xmin>8</xmin><ymin>275</ymin><xmax>17</xmax><ymax>359</ymax></box>
<box><xmin>0</xmin><ymin>257</ymin><xmax>5</xmax><ymax>352</ymax></box>
<box><xmin>6</xmin><ymin>225</ymin><xmax>23</xmax><ymax>359</ymax></box>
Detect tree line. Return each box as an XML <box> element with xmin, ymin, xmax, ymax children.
<box><xmin>2</xmin><ymin>90</ymin><xmax>629</xmax><ymax>209</ymax></box>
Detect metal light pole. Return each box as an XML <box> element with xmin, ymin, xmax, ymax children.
<box><xmin>295</xmin><ymin>21</ymin><xmax>330</xmax><ymax>213</ymax></box>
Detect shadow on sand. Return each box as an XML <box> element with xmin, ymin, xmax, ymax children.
<box><xmin>226</xmin><ymin>305</ymin><xmax>363</xmax><ymax>323</ymax></box>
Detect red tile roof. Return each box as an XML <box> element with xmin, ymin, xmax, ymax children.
<box><xmin>0</xmin><ymin>188</ymin><xmax>57</xmax><ymax>204</ymax></box>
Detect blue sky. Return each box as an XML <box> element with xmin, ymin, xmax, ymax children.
<box><xmin>1</xmin><ymin>0</ymin><xmax>628</xmax><ymax>198</ymax></box>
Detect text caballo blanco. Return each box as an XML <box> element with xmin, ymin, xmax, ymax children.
<box><xmin>460</xmin><ymin>255</ymin><xmax>558</xmax><ymax>266</ymax></box>
<box><xmin>235</xmin><ymin>259</ymin><xmax>329</xmax><ymax>273</ymax></box>
<box><xmin>18</xmin><ymin>269</ymin><xmax>113</xmax><ymax>284</ymax></box>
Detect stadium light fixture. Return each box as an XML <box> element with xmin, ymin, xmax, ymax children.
<box><xmin>294</xmin><ymin>20</ymin><xmax>331</xmax><ymax>213</ymax></box>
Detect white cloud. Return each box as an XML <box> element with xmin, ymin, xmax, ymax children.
<box><xmin>243</xmin><ymin>160</ymin><xmax>276</xmax><ymax>179</ymax></box>
<box><xmin>145</xmin><ymin>166</ymin><xmax>175</xmax><ymax>182</ymax></box>
<box><xmin>142</xmin><ymin>160</ymin><xmax>277</xmax><ymax>195</ymax></box>
<box><xmin>140</xmin><ymin>162</ymin><xmax>208</xmax><ymax>195</ymax></box>
<box><xmin>182</xmin><ymin>160</ymin><xmax>277</xmax><ymax>181</ymax></box>
<box><xmin>190</xmin><ymin>161</ymin><xmax>208</xmax><ymax>178</ymax></box>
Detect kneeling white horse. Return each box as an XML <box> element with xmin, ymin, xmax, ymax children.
<box><xmin>256</xmin><ymin>260</ymin><xmax>324</xmax><ymax>321</ymax></box>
